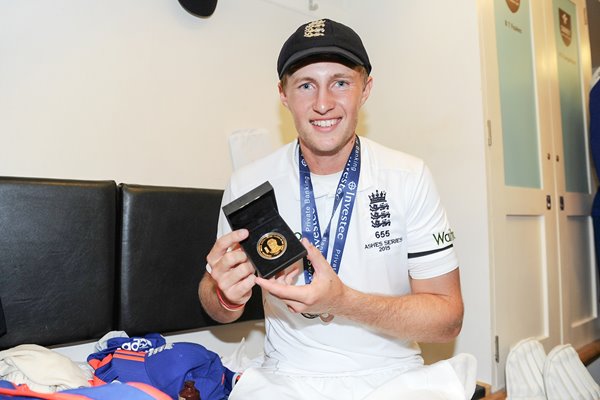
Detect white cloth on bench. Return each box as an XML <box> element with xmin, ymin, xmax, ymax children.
<box><xmin>0</xmin><ymin>344</ymin><xmax>91</xmax><ymax>393</ymax></box>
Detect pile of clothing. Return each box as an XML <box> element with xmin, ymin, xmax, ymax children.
<box><xmin>0</xmin><ymin>332</ymin><xmax>236</xmax><ymax>400</ymax></box>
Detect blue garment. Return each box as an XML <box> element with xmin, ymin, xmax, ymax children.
<box><xmin>89</xmin><ymin>341</ymin><xmax>234</xmax><ymax>400</ymax></box>
<box><xmin>0</xmin><ymin>380</ymin><xmax>170</xmax><ymax>399</ymax></box>
<box><xmin>86</xmin><ymin>333</ymin><xmax>166</xmax><ymax>362</ymax></box>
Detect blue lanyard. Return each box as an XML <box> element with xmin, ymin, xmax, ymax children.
<box><xmin>299</xmin><ymin>136</ymin><xmax>361</xmax><ymax>283</ymax></box>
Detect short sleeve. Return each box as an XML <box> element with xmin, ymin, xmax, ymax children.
<box><xmin>405</xmin><ymin>164</ymin><xmax>458</xmax><ymax>279</ymax></box>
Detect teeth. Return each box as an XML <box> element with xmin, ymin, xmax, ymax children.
<box><xmin>312</xmin><ymin>119</ymin><xmax>338</xmax><ymax>127</ymax></box>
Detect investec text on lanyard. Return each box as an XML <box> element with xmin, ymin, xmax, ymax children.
<box><xmin>299</xmin><ymin>136</ymin><xmax>361</xmax><ymax>284</ymax></box>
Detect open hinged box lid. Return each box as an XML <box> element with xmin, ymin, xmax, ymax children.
<box><xmin>222</xmin><ymin>181</ymin><xmax>306</xmax><ymax>279</ymax></box>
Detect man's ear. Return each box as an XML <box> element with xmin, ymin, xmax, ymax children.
<box><xmin>360</xmin><ymin>76</ymin><xmax>374</xmax><ymax>106</ymax></box>
<box><xmin>278</xmin><ymin>81</ymin><xmax>289</xmax><ymax>108</ymax></box>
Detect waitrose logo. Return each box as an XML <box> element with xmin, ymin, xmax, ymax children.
<box><xmin>433</xmin><ymin>229</ymin><xmax>455</xmax><ymax>246</ymax></box>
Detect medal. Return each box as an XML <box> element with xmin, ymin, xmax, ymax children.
<box><xmin>256</xmin><ymin>232</ymin><xmax>287</xmax><ymax>260</ymax></box>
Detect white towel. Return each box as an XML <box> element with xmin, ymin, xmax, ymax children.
<box><xmin>0</xmin><ymin>344</ymin><xmax>91</xmax><ymax>393</ymax></box>
<box><xmin>363</xmin><ymin>353</ymin><xmax>477</xmax><ymax>400</ymax></box>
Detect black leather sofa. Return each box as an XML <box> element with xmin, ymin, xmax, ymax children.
<box><xmin>0</xmin><ymin>176</ymin><xmax>263</xmax><ymax>350</ymax></box>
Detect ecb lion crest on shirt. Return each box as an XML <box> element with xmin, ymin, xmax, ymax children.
<box><xmin>364</xmin><ymin>189</ymin><xmax>403</xmax><ymax>253</ymax></box>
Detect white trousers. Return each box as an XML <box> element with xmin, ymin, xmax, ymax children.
<box><xmin>229</xmin><ymin>353</ymin><xmax>477</xmax><ymax>400</ymax></box>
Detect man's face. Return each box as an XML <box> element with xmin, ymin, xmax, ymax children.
<box><xmin>279</xmin><ymin>61</ymin><xmax>373</xmax><ymax>160</ymax></box>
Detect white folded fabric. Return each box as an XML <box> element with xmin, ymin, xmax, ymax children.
<box><xmin>505</xmin><ymin>337</ymin><xmax>546</xmax><ymax>400</ymax></box>
<box><xmin>363</xmin><ymin>353</ymin><xmax>477</xmax><ymax>400</ymax></box>
<box><xmin>93</xmin><ymin>330</ymin><xmax>129</xmax><ymax>352</ymax></box>
<box><xmin>448</xmin><ymin>353</ymin><xmax>478</xmax><ymax>400</ymax></box>
<box><xmin>0</xmin><ymin>344</ymin><xmax>91</xmax><ymax>393</ymax></box>
<box><xmin>543</xmin><ymin>344</ymin><xmax>600</xmax><ymax>400</ymax></box>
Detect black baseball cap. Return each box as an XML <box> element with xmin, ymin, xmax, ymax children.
<box><xmin>277</xmin><ymin>19</ymin><xmax>371</xmax><ymax>79</ymax></box>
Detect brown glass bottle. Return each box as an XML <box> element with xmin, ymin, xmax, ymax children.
<box><xmin>178</xmin><ymin>380</ymin><xmax>200</xmax><ymax>400</ymax></box>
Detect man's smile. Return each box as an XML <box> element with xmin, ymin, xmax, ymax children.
<box><xmin>311</xmin><ymin>118</ymin><xmax>342</xmax><ymax>128</ymax></box>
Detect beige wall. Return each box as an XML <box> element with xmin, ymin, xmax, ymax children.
<box><xmin>0</xmin><ymin>0</ymin><xmax>493</xmax><ymax>384</ymax></box>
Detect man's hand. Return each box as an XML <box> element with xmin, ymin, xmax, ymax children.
<box><xmin>206</xmin><ymin>229</ymin><xmax>256</xmax><ymax>306</ymax></box>
<box><xmin>200</xmin><ymin>229</ymin><xmax>257</xmax><ymax>323</ymax></box>
<box><xmin>272</xmin><ymin>258</ymin><xmax>304</xmax><ymax>286</ymax></box>
<box><xmin>256</xmin><ymin>238</ymin><xmax>346</xmax><ymax>316</ymax></box>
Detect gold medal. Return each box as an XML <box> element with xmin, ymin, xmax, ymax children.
<box><xmin>257</xmin><ymin>232</ymin><xmax>287</xmax><ymax>260</ymax></box>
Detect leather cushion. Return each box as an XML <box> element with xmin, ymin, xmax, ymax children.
<box><xmin>0</xmin><ymin>177</ymin><xmax>116</xmax><ymax>349</ymax></box>
<box><xmin>0</xmin><ymin>298</ymin><xmax>6</xmax><ymax>337</ymax></box>
<box><xmin>118</xmin><ymin>184</ymin><xmax>263</xmax><ymax>335</ymax></box>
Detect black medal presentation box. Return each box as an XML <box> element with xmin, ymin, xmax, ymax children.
<box><xmin>222</xmin><ymin>181</ymin><xmax>306</xmax><ymax>279</ymax></box>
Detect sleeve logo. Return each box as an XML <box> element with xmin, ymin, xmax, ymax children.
<box><xmin>433</xmin><ymin>229</ymin><xmax>455</xmax><ymax>246</ymax></box>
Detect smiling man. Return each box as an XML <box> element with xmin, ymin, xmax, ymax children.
<box><xmin>199</xmin><ymin>19</ymin><xmax>475</xmax><ymax>400</ymax></box>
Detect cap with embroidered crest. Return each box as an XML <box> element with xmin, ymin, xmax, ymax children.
<box><xmin>277</xmin><ymin>19</ymin><xmax>372</xmax><ymax>79</ymax></box>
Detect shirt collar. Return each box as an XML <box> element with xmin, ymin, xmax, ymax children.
<box><xmin>289</xmin><ymin>136</ymin><xmax>375</xmax><ymax>200</ymax></box>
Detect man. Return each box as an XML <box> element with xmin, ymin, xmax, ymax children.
<box><xmin>199</xmin><ymin>19</ymin><xmax>475</xmax><ymax>399</ymax></box>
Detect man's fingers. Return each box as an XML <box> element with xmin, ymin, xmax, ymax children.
<box><xmin>301</xmin><ymin>238</ymin><xmax>329</xmax><ymax>275</ymax></box>
<box><xmin>272</xmin><ymin>259</ymin><xmax>303</xmax><ymax>284</ymax></box>
<box><xmin>284</xmin><ymin>300</ymin><xmax>308</xmax><ymax>314</ymax></box>
<box><xmin>206</xmin><ymin>229</ymin><xmax>249</xmax><ymax>267</ymax></box>
<box><xmin>224</xmin><ymin>272</ymin><xmax>256</xmax><ymax>304</ymax></box>
<box><xmin>218</xmin><ymin>260</ymin><xmax>254</xmax><ymax>287</ymax></box>
<box><xmin>218</xmin><ymin>249</ymin><xmax>248</xmax><ymax>270</ymax></box>
<box><xmin>283</xmin><ymin>266</ymin><xmax>302</xmax><ymax>285</ymax></box>
<box><xmin>256</xmin><ymin>276</ymin><xmax>307</xmax><ymax>303</ymax></box>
